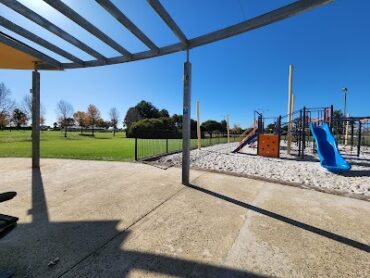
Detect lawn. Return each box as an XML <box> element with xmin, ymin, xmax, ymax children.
<box><xmin>0</xmin><ymin>130</ymin><xmax>135</xmax><ymax>161</ymax></box>
<box><xmin>0</xmin><ymin>130</ymin><xmax>238</xmax><ymax>161</ymax></box>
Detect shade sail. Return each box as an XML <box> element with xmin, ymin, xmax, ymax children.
<box><xmin>0</xmin><ymin>42</ymin><xmax>42</xmax><ymax>70</ymax></box>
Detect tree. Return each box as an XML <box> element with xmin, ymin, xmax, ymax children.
<box><xmin>40</xmin><ymin>116</ymin><xmax>46</xmax><ymax>126</ymax></box>
<box><xmin>86</xmin><ymin>104</ymin><xmax>101</xmax><ymax>136</ymax></box>
<box><xmin>201</xmin><ymin>120</ymin><xmax>222</xmax><ymax>138</ymax></box>
<box><xmin>0</xmin><ymin>112</ymin><xmax>10</xmax><ymax>129</ymax></box>
<box><xmin>22</xmin><ymin>94</ymin><xmax>32</xmax><ymax>117</ymax></box>
<box><xmin>135</xmin><ymin>100</ymin><xmax>160</xmax><ymax>119</ymax></box>
<box><xmin>109</xmin><ymin>107</ymin><xmax>119</xmax><ymax>136</ymax></box>
<box><xmin>73</xmin><ymin>111</ymin><xmax>88</xmax><ymax>134</ymax></box>
<box><xmin>95</xmin><ymin>118</ymin><xmax>110</xmax><ymax>129</ymax></box>
<box><xmin>0</xmin><ymin>83</ymin><xmax>14</xmax><ymax>128</ymax></box>
<box><xmin>230</xmin><ymin>124</ymin><xmax>242</xmax><ymax>134</ymax></box>
<box><xmin>332</xmin><ymin>109</ymin><xmax>345</xmax><ymax>136</ymax></box>
<box><xmin>159</xmin><ymin>109</ymin><xmax>169</xmax><ymax>118</ymax></box>
<box><xmin>12</xmin><ymin>108</ymin><xmax>28</xmax><ymax>128</ymax></box>
<box><xmin>124</xmin><ymin>107</ymin><xmax>141</xmax><ymax>130</ymax></box>
<box><xmin>127</xmin><ymin>118</ymin><xmax>177</xmax><ymax>138</ymax></box>
<box><xmin>220</xmin><ymin>120</ymin><xmax>227</xmax><ymax>135</ymax></box>
<box><xmin>56</xmin><ymin>100</ymin><xmax>74</xmax><ymax>137</ymax></box>
<box><xmin>123</xmin><ymin>101</ymin><xmax>166</xmax><ymax>133</ymax></box>
<box><xmin>171</xmin><ymin>114</ymin><xmax>182</xmax><ymax>129</ymax></box>
<box><xmin>0</xmin><ymin>83</ymin><xmax>14</xmax><ymax>115</ymax></box>
<box><xmin>22</xmin><ymin>94</ymin><xmax>46</xmax><ymax>125</ymax></box>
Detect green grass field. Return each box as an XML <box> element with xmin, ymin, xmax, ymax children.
<box><xmin>0</xmin><ymin>130</ymin><xmax>237</xmax><ymax>161</ymax></box>
<box><xmin>0</xmin><ymin>130</ymin><xmax>135</xmax><ymax>161</ymax></box>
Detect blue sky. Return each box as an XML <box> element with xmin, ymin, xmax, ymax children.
<box><xmin>1</xmin><ymin>0</ymin><xmax>370</xmax><ymax>128</ymax></box>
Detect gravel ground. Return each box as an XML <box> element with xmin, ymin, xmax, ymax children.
<box><xmin>152</xmin><ymin>142</ymin><xmax>370</xmax><ymax>199</ymax></box>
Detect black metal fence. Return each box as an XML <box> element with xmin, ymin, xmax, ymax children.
<box><xmin>135</xmin><ymin>135</ymin><xmax>240</xmax><ymax>160</ymax></box>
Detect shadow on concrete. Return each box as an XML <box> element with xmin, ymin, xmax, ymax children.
<box><xmin>31</xmin><ymin>168</ymin><xmax>49</xmax><ymax>224</ymax></box>
<box><xmin>186</xmin><ymin>184</ymin><xmax>370</xmax><ymax>254</ymax></box>
<box><xmin>1</xmin><ymin>169</ymin><xmax>266</xmax><ymax>277</ymax></box>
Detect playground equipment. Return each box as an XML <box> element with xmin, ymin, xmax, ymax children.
<box><xmin>234</xmin><ymin>105</ymin><xmax>369</xmax><ymax>171</ymax></box>
<box><xmin>310</xmin><ymin>123</ymin><xmax>351</xmax><ymax>173</ymax></box>
<box><xmin>233</xmin><ymin>111</ymin><xmax>281</xmax><ymax>158</ymax></box>
<box><xmin>232</xmin><ymin>127</ymin><xmax>257</xmax><ymax>153</ymax></box>
<box><xmin>258</xmin><ymin>134</ymin><xmax>280</xmax><ymax>158</ymax></box>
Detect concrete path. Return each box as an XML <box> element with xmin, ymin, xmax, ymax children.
<box><xmin>0</xmin><ymin>158</ymin><xmax>369</xmax><ymax>277</ymax></box>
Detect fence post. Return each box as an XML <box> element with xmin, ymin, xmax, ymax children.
<box><xmin>302</xmin><ymin>106</ymin><xmax>306</xmax><ymax>158</ymax></box>
<box><xmin>166</xmin><ymin>138</ymin><xmax>169</xmax><ymax>154</ymax></box>
<box><xmin>298</xmin><ymin>110</ymin><xmax>302</xmax><ymax>157</ymax></box>
<box><xmin>357</xmin><ymin>121</ymin><xmax>362</xmax><ymax>157</ymax></box>
<box><xmin>135</xmin><ymin>138</ymin><xmax>138</xmax><ymax>161</ymax></box>
<box><xmin>350</xmin><ymin>121</ymin><xmax>354</xmax><ymax>151</ymax></box>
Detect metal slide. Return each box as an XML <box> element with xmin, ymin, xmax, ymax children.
<box><xmin>310</xmin><ymin>123</ymin><xmax>351</xmax><ymax>173</ymax></box>
<box><xmin>232</xmin><ymin>128</ymin><xmax>257</xmax><ymax>153</ymax></box>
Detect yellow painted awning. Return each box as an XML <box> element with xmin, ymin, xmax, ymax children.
<box><xmin>0</xmin><ymin>42</ymin><xmax>42</xmax><ymax>70</ymax></box>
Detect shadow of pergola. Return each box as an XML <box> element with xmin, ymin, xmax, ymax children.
<box><xmin>1</xmin><ymin>168</ymin><xmax>369</xmax><ymax>277</ymax></box>
<box><xmin>1</xmin><ymin>168</ymin><xmax>265</xmax><ymax>277</ymax></box>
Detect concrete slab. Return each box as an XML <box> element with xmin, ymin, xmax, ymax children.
<box><xmin>0</xmin><ymin>158</ymin><xmax>369</xmax><ymax>277</ymax></box>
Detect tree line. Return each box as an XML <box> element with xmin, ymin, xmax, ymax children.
<box><xmin>1</xmin><ymin>82</ymin><xmax>243</xmax><ymax>138</ymax></box>
<box><xmin>56</xmin><ymin>100</ymin><xmax>120</xmax><ymax>137</ymax></box>
<box><xmin>124</xmin><ymin>100</ymin><xmax>243</xmax><ymax>138</ymax></box>
<box><xmin>0</xmin><ymin>82</ymin><xmax>120</xmax><ymax>137</ymax></box>
<box><xmin>0</xmin><ymin>83</ymin><xmax>46</xmax><ymax>129</ymax></box>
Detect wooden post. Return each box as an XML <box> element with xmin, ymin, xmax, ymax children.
<box><xmin>287</xmin><ymin>65</ymin><xmax>293</xmax><ymax>155</ymax></box>
<box><xmin>32</xmin><ymin>69</ymin><xmax>40</xmax><ymax>168</ymax></box>
<box><xmin>196</xmin><ymin>100</ymin><xmax>201</xmax><ymax>149</ymax></box>
<box><xmin>345</xmin><ymin>116</ymin><xmax>349</xmax><ymax>146</ymax></box>
<box><xmin>226</xmin><ymin>114</ymin><xmax>230</xmax><ymax>143</ymax></box>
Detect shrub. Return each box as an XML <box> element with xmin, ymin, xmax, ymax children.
<box><xmin>127</xmin><ymin>118</ymin><xmax>179</xmax><ymax>138</ymax></box>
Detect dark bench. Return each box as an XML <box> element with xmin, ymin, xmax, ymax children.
<box><xmin>0</xmin><ymin>192</ymin><xmax>18</xmax><ymax>238</ymax></box>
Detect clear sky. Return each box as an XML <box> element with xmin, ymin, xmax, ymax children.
<box><xmin>1</xmin><ymin>0</ymin><xmax>369</xmax><ymax>128</ymax></box>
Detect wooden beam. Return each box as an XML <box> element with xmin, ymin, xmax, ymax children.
<box><xmin>96</xmin><ymin>0</ymin><xmax>158</xmax><ymax>52</ymax></box>
<box><xmin>0</xmin><ymin>31</ymin><xmax>61</xmax><ymax>68</ymax></box>
<box><xmin>1</xmin><ymin>0</ymin><xmax>107</xmax><ymax>62</ymax></box>
<box><xmin>188</xmin><ymin>0</ymin><xmax>333</xmax><ymax>48</ymax></box>
<box><xmin>43</xmin><ymin>0</ymin><xmax>131</xmax><ymax>58</ymax></box>
<box><xmin>0</xmin><ymin>15</ymin><xmax>83</xmax><ymax>65</ymax></box>
<box><xmin>147</xmin><ymin>0</ymin><xmax>188</xmax><ymax>45</ymax></box>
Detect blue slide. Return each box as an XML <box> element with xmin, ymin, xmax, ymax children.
<box><xmin>310</xmin><ymin>123</ymin><xmax>351</xmax><ymax>173</ymax></box>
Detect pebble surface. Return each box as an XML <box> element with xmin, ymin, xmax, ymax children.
<box><xmin>154</xmin><ymin>142</ymin><xmax>370</xmax><ymax>198</ymax></box>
